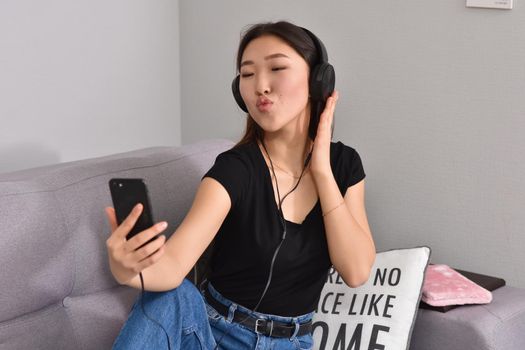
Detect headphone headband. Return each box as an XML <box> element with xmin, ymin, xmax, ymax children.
<box><xmin>299</xmin><ymin>27</ymin><xmax>328</xmax><ymax>64</ymax></box>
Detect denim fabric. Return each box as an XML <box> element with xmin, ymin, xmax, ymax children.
<box><xmin>205</xmin><ymin>281</ymin><xmax>315</xmax><ymax>350</ymax></box>
<box><xmin>112</xmin><ymin>278</ymin><xmax>314</xmax><ymax>350</ymax></box>
<box><xmin>112</xmin><ymin>278</ymin><xmax>215</xmax><ymax>350</ymax></box>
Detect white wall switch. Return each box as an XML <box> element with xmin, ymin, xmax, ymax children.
<box><xmin>466</xmin><ymin>0</ymin><xmax>513</xmax><ymax>9</ymax></box>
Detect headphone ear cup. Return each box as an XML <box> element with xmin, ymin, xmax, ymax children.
<box><xmin>309</xmin><ymin>63</ymin><xmax>335</xmax><ymax>141</ymax></box>
<box><xmin>309</xmin><ymin>63</ymin><xmax>335</xmax><ymax>102</ymax></box>
<box><xmin>231</xmin><ymin>75</ymin><xmax>248</xmax><ymax>113</ymax></box>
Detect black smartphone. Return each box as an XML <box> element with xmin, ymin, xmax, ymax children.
<box><xmin>108</xmin><ymin>178</ymin><xmax>157</xmax><ymax>245</ymax></box>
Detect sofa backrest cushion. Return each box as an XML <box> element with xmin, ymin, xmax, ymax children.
<box><xmin>0</xmin><ymin>139</ymin><xmax>233</xmax><ymax>349</ymax></box>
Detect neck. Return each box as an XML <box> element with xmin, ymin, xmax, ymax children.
<box><xmin>258</xmin><ymin>134</ymin><xmax>313</xmax><ymax>175</ymax></box>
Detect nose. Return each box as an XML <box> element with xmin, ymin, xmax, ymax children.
<box><xmin>255</xmin><ymin>73</ymin><xmax>270</xmax><ymax>96</ymax></box>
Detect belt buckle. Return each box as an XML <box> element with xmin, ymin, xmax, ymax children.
<box><xmin>255</xmin><ymin>319</ymin><xmax>273</xmax><ymax>336</ymax></box>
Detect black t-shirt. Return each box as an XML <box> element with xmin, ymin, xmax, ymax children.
<box><xmin>201</xmin><ymin>139</ymin><xmax>366</xmax><ymax>316</ymax></box>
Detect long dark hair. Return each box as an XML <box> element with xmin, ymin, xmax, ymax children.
<box><xmin>233</xmin><ymin>21</ymin><xmax>320</xmax><ymax>148</ymax></box>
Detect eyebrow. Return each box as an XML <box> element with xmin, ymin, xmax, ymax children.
<box><xmin>240</xmin><ymin>53</ymin><xmax>290</xmax><ymax>67</ymax></box>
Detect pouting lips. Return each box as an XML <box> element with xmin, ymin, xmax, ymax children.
<box><xmin>256</xmin><ymin>97</ymin><xmax>273</xmax><ymax>112</ymax></box>
<box><xmin>256</xmin><ymin>96</ymin><xmax>273</xmax><ymax>107</ymax></box>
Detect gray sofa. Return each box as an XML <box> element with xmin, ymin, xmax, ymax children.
<box><xmin>1</xmin><ymin>138</ymin><xmax>524</xmax><ymax>349</ymax></box>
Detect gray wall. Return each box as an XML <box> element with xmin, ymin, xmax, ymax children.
<box><xmin>180</xmin><ymin>1</ymin><xmax>525</xmax><ymax>287</ymax></box>
<box><xmin>0</xmin><ymin>0</ymin><xmax>181</xmax><ymax>173</ymax></box>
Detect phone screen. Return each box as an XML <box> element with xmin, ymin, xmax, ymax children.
<box><xmin>109</xmin><ymin>178</ymin><xmax>155</xmax><ymax>241</ymax></box>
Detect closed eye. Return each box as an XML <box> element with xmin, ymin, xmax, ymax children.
<box><xmin>240</xmin><ymin>67</ymin><xmax>286</xmax><ymax>78</ymax></box>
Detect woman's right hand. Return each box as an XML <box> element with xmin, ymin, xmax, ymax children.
<box><xmin>104</xmin><ymin>203</ymin><xmax>168</xmax><ymax>285</ymax></box>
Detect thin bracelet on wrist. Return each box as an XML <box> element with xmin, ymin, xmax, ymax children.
<box><xmin>322</xmin><ymin>200</ymin><xmax>345</xmax><ymax>217</ymax></box>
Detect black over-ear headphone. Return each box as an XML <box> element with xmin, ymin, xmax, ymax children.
<box><xmin>231</xmin><ymin>27</ymin><xmax>335</xmax><ymax>115</ymax></box>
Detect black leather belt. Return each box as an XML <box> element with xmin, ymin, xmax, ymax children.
<box><xmin>202</xmin><ymin>287</ymin><xmax>312</xmax><ymax>338</ymax></box>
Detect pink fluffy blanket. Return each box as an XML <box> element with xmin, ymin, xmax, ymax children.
<box><xmin>421</xmin><ymin>264</ymin><xmax>493</xmax><ymax>307</ymax></box>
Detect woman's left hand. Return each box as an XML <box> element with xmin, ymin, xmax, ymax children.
<box><xmin>310</xmin><ymin>90</ymin><xmax>339</xmax><ymax>178</ymax></box>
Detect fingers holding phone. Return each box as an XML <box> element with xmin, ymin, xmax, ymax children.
<box><xmin>105</xmin><ymin>205</ymin><xmax>168</xmax><ymax>283</ymax></box>
<box><xmin>129</xmin><ymin>225</ymin><xmax>167</xmax><ymax>270</ymax></box>
<box><xmin>106</xmin><ymin>203</ymin><xmax>143</xmax><ymax>241</ymax></box>
<box><xmin>106</xmin><ymin>179</ymin><xmax>168</xmax><ymax>284</ymax></box>
<box><xmin>125</xmin><ymin>218</ymin><xmax>167</xmax><ymax>255</ymax></box>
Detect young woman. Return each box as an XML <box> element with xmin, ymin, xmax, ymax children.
<box><xmin>105</xmin><ymin>21</ymin><xmax>376</xmax><ymax>350</ymax></box>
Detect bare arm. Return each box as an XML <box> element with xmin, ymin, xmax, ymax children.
<box><xmin>313</xmin><ymin>173</ymin><xmax>375</xmax><ymax>288</ymax></box>
<box><xmin>105</xmin><ymin>176</ymin><xmax>231</xmax><ymax>291</ymax></box>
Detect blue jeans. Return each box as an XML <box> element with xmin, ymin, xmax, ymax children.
<box><xmin>112</xmin><ymin>278</ymin><xmax>314</xmax><ymax>350</ymax></box>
